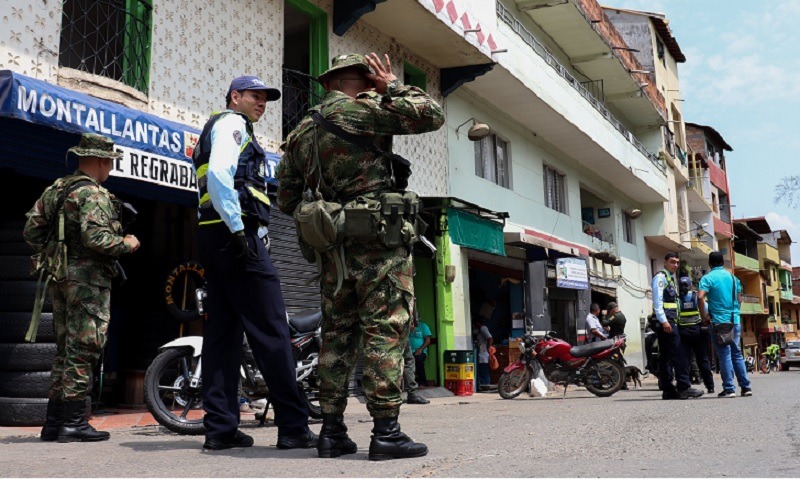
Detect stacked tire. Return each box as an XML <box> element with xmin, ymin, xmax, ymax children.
<box><xmin>0</xmin><ymin>221</ymin><xmax>56</xmax><ymax>427</ymax></box>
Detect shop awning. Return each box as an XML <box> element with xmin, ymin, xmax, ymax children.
<box><xmin>504</xmin><ymin>230</ymin><xmax>589</xmax><ymax>262</ymax></box>
<box><xmin>0</xmin><ymin>70</ymin><xmax>221</xmax><ymax>205</ymax></box>
<box><xmin>447</xmin><ymin>208</ymin><xmax>506</xmax><ymax>256</ymax></box>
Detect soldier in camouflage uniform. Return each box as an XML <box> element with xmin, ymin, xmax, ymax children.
<box><xmin>24</xmin><ymin>133</ymin><xmax>140</xmax><ymax>443</ymax></box>
<box><xmin>277</xmin><ymin>53</ymin><xmax>444</xmax><ymax>460</ymax></box>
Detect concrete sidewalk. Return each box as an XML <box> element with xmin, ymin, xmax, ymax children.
<box><xmin>0</xmin><ymin>386</ymin><xmax>495</xmax><ymax>439</ymax></box>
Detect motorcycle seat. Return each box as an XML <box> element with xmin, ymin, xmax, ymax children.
<box><xmin>569</xmin><ymin>339</ymin><xmax>616</xmax><ymax>358</ymax></box>
<box><xmin>289</xmin><ymin>309</ymin><xmax>322</xmax><ymax>333</ymax></box>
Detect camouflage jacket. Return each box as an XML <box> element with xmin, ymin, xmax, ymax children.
<box><xmin>23</xmin><ymin>170</ymin><xmax>130</xmax><ymax>288</ymax></box>
<box><xmin>276</xmin><ymin>85</ymin><xmax>444</xmax><ymax>214</ymax></box>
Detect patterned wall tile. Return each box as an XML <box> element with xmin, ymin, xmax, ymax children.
<box><xmin>0</xmin><ymin>0</ymin><xmax>61</xmax><ymax>82</ymax></box>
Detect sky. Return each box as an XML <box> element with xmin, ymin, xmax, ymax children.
<box><xmin>606</xmin><ymin>0</ymin><xmax>800</xmax><ymax>262</ymax></box>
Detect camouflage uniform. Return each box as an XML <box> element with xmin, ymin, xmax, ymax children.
<box><xmin>277</xmin><ymin>65</ymin><xmax>444</xmax><ymax>419</ymax></box>
<box><xmin>24</xmin><ymin>154</ymin><xmax>131</xmax><ymax>402</ymax></box>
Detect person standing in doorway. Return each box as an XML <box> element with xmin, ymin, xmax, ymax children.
<box><xmin>24</xmin><ymin>133</ymin><xmax>141</xmax><ymax>442</ymax></box>
<box><xmin>698</xmin><ymin>251</ymin><xmax>751</xmax><ymax>398</ymax></box>
<box><xmin>474</xmin><ymin>316</ymin><xmax>494</xmax><ymax>390</ymax></box>
<box><xmin>192</xmin><ymin>75</ymin><xmax>317</xmax><ymax>451</ymax></box>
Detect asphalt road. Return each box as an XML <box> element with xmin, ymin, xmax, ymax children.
<box><xmin>1</xmin><ymin>370</ymin><xmax>799</xmax><ymax>478</ymax></box>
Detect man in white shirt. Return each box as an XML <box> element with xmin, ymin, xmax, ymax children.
<box><xmin>585</xmin><ymin>303</ymin><xmax>607</xmax><ymax>343</ymax></box>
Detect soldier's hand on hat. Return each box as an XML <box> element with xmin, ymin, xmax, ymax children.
<box><xmin>364</xmin><ymin>52</ymin><xmax>397</xmax><ymax>94</ymax></box>
<box><xmin>123</xmin><ymin>234</ymin><xmax>140</xmax><ymax>253</ymax></box>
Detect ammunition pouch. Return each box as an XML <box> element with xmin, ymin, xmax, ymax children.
<box><xmin>344</xmin><ymin>191</ymin><xmax>426</xmax><ymax>248</ymax></box>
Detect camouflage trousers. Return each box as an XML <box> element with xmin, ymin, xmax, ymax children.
<box><xmin>49</xmin><ymin>280</ymin><xmax>110</xmax><ymax>401</ymax></box>
<box><xmin>318</xmin><ymin>242</ymin><xmax>414</xmax><ymax>419</ymax></box>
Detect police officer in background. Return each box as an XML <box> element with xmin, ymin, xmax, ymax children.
<box><xmin>192</xmin><ymin>76</ymin><xmax>317</xmax><ymax>451</ymax></box>
<box><xmin>277</xmin><ymin>53</ymin><xmax>444</xmax><ymax>460</ymax></box>
<box><xmin>676</xmin><ymin>276</ymin><xmax>715</xmax><ymax>394</ymax></box>
<box><xmin>651</xmin><ymin>252</ymin><xmax>703</xmax><ymax>400</ymax></box>
<box><xmin>24</xmin><ymin>133</ymin><xmax>141</xmax><ymax>442</ymax></box>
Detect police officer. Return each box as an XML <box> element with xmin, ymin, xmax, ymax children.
<box><xmin>277</xmin><ymin>53</ymin><xmax>444</xmax><ymax>460</ymax></box>
<box><xmin>24</xmin><ymin>133</ymin><xmax>141</xmax><ymax>442</ymax></box>
<box><xmin>676</xmin><ymin>276</ymin><xmax>715</xmax><ymax>394</ymax></box>
<box><xmin>193</xmin><ymin>76</ymin><xmax>316</xmax><ymax>451</ymax></box>
<box><xmin>651</xmin><ymin>252</ymin><xmax>703</xmax><ymax>400</ymax></box>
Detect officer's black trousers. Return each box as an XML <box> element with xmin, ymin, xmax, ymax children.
<box><xmin>678</xmin><ymin>324</ymin><xmax>714</xmax><ymax>390</ymax></box>
<box><xmin>197</xmin><ymin>224</ymin><xmax>308</xmax><ymax>440</ymax></box>
<box><xmin>656</xmin><ymin>320</ymin><xmax>691</xmax><ymax>392</ymax></box>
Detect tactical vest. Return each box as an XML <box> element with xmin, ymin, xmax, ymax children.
<box><xmin>655</xmin><ymin>270</ymin><xmax>679</xmax><ymax>321</ymax></box>
<box><xmin>677</xmin><ymin>290</ymin><xmax>701</xmax><ymax>326</ymax></box>
<box><xmin>193</xmin><ymin>111</ymin><xmax>271</xmax><ymax>228</ymax></box>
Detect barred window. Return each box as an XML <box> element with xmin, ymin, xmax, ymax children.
<box><xmin>543</xmin><ymin>164</ymin><xmax>566</xmax><ymax>213</ymax></box>
<box><xmin>474</xmin><ymin>134</ymin><xmax>511</xmax><ymax>188</ymax></box>
<box><xmin>623</xmin><ymin>212</ymin><xmax>635</xmax><ymax>244</ymax></box>
<box><xmin>59</xmin><ymin>0</ymin><xmax>153</xmax><ymax>93</ymax></box>
<box><xmin>282</xmin><ymin>68</ymin><xmax>324</xmax><ymax>139</ymax></box>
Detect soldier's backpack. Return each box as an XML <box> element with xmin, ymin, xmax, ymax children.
<box><xmin>26</xmin><ymin>177</ymin><xmax>94</xmax><ymax>342</ymax></box>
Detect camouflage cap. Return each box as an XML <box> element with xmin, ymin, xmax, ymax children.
<box><xmin>67</xmin><ymin>133</ymin><xmax>122</xmax><ymax>160</ymax></box>
<box><xmin>318</xmin><ymin>53</ymin><xmax>371</xmax><ymax>83</ymax></box>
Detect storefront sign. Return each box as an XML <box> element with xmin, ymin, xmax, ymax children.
<box><xmin>0</xmin><ymin>70</ymin><xmax>204</xmax><ymax>191</ymax></box>
<box><xmin>556</xmin><ymin>257</ymin><xmax>589</xmax><ymax>290</ymax></box>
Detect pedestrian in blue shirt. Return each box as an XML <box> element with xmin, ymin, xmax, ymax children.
<box><xmin>698</xmin><ymin>251</ymin><xmax>752</xmax><ymax>398</ymax></box>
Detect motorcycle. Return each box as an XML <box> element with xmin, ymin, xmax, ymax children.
<box><xmin>144</xmin><ymin>287</ymin><xmax>323</xmax><ymax>435</ymax></box>
<box><xmin>498</xmin><ymin>332</ymin><xmax>627</xmax><ymax>399</ymax></box>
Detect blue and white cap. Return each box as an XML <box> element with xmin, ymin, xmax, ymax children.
<box><xmin>227</xmin><ymin>75</ymin><xmax>281</xmax><ymax>101</ymax></box>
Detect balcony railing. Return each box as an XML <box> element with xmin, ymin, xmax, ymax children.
<box><xmin>663</xmin><ymin>126</ymin><xmax>675</xmax><ymax>157</ymax></box>
<box><xmin>496</xmin><ymin>2</ymin><xmax>665</xmax><ymax>175</ymax></box>
<box><xmin>741</xmin><ymin>294</ymin><xmax>761</xmax><ymax>303</ymax></box>
<box><xmin>582</xmin><ymin>221</ymin><xmax>614</xmax><ymax>246</ymax></box>
<box><xmin>780</xmin><ymin>254</ymin><xmax>792</xmax><ymax>264</ymax></box>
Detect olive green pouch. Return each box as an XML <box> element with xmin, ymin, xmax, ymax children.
<box><xmin>344</xmin><ymin>196</ymin><xmax>381</xmax><ymax>240</ymax></box>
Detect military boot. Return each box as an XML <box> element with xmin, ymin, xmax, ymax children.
<box><xmin>57</xmin><ymin>400</ymin><xmax>110</xmax><ymax>443</ymax></box>
<box><xmin>368</xmin><ymin>417</ymin><xmax>427</xmax><ymax>461</ymax></box>
<box><xmin>40</xmin><ymin>398</ymin><xmax>64</xmax><ymax>441</ymax></box>
<box><xmin>317</xmin><ymin>414</ymin><xmax>358</xmax><ymax>458</ymax></box>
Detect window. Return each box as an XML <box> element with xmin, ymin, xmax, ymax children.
<box><xmin>475</xmin><ymin>135</ymin><xmax>511</xmax><ymax>188</ymax></box>
<box><xmin>656</xmin><ymin>39</ymin><xmax>666</xmax><ymax>66</ymax></box>
<box><xmin>623</xmin><ymin>213</ymin><xmax>635</xmax><ymax>244</ymax></box>
<box><xmin>59</xmin><ymin>0</ymin><xmax>153</xmax><ymax>93</ymax></box>
<box><xmin>543</xmin><ymin>165</ymin><xmax>566</xmax><ymax>213</ymax></box>
<box><xmin>403</xmin><ymin>62</ymin><xmax>427</xmax><ymax>91</ymax></box>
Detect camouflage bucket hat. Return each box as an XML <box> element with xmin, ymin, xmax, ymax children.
<box><xmin>318</xmin><ymin>53</ymin><xmax>371</xmax><ymax>83</ymax></box>
<box><xmin>67</xmin><ymin>133</ymin><xmax>123</xmax><ymax>160</ymax></box>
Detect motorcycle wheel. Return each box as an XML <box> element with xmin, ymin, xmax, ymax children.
<box><xmin>497</xmin><ymin>368</ymin><xmax>532</xmax><ymax>399</ymax></box>
<box><xmin>297</xmin><ymin>350</ymin><xmax>322</xmax><ymax>419</ymax></box>
<box><xmin>144</xmin><ymin>347</ymin><xmax>206</xmax><ymax>435</ymax></box>
<box><xmin>759</xmin><ymin>357</ymin><xmax>769</xmax><ymax>374</ymax></box>
<box><xmin>584</xmin><ymin>359</ymin><xmax>625</xmax><ymax>397</ymax></box>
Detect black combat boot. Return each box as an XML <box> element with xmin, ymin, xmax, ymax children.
<box><xmin>368</xmin><ymin>417</ymin><xmax>428</xmax><ymax>461</ymax></box>
<box><xmin>317</xmin><ymin>414</ymin><xmax>358</xmax><ymax>458</ymax></box>
<box><xmin>57</xmin><ymin>400</ymin><xmax>110</xmax><ymax>442</ymax></box>
<box><xmin>40</xmin><ymin>398</ymin><xmax>64</xmax><ymax>441</ymax></box>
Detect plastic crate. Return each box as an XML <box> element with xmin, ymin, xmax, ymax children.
<box><xmin>444</xmin><ymin>363</ymin><xmax>475</xmax><ymax>380</ymax></box>
<box><xmin>443</xmin><ymin>350</ymin><xmax>474</xmax><ymax>364</ymax></box>
<box><xmin>444</xmin><ymin>379</ymin><xmax>474</xmax><ymax>397</ymax></box>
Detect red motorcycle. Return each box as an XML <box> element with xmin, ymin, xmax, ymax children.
<box><xmin>498</xmin><ymin>332</ymin><xmax>627</xmax><ymax>399</ymax></box>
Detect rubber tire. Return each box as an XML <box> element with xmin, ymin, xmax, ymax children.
<box><xmin>0</xmin><ymin>312</ymin><xmax>55</xmax><ymax>342</ymax></box>
<box><xmin>0</xmin><ymin>255</ymin><xmax>33</xmax><ymax>280</ymax></box>
<box><xmin>163</xmin><ymin>261</ymin><xmax>206</xmax><ymax>324</ymax></box>
<box><xmin>144</xmin><ymin>347</ymin><xmax>206</xmax><ymax>436</ymax></box>
<box><xmin>0</xmin><ymin>280</ymin><xmax>52</xmax><ymax>312</ymax></box>
<box><xmin>0</xmin><ymin>396</ymin><xmax>47</xmax><ymax>426</ymax></box>
<box><xmin>584</xmin><ymin>359</ymin><xmax>626</xmax><ymax>397</ymax></box>
<box><xmin>498</xmin><ymin>368</ymin><xmax>532</xmax><ymax>399</ymax></box>
<box><xmin>0</xmin><ymin>371</ymin><xmax>51</xmax><ymax>398</ymax></box>
<box><xmin>782</xmin><ymin>363</ymin><xmax>790</xmax><ymax>371</ymax></box>
<box><xmin>0</xmin><ymin>343</ymin><xmax>57</xmax><ymax>371</ymax></box>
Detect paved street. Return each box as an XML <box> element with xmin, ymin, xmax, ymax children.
<box><xmin>1</xmin><ymin>370</ymin><xmax>799</xmax><ymax>478</ymax></box>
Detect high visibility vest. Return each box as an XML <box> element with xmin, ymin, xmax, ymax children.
<box><xmin>193</xmin><ymin>111</ymin><xmax>271</xmax><ymax>227</ymax></box>
<box><xmin>654</xmin><ymin>270</ymin><xmax>679</xmax><ymax>321</ymax></box>
<box><xmin>677</xmin><ymin>291</ymin><xmax>701</xmax><ymax>326</ymax></box>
